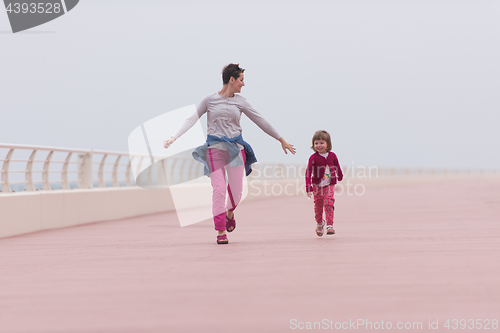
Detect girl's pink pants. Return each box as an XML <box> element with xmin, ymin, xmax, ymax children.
<box><xmin>313</xmin><ymin>184</ymin><xmax>335</xmax><ymax>225</ymax></box>
<box><xmin>207</xmin><ymin>148</ymin><xmax>246</xmax><ymax>231</ymax></box>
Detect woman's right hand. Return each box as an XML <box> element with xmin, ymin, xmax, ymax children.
<box><xmin>279</xmin><ymin>137</ymin><xmax>296</xmax><ymax>155</ymax></box>
<box><xmin>163</xmin><ymin>137</ymin><xmax>176</xmax><ymax>148</ymax></box>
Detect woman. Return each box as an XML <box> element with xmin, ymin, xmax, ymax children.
<box><xmin>164</xmin><ymin>63</ymin><xmax>295</xmax><ymax>244</ymax></box>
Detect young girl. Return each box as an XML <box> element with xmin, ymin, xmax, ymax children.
<box><xmin>305</xmin><ymin>130</ymin><xmax>343</xmax><ymax>237</ymax></box>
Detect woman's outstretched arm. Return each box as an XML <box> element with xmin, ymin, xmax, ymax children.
<box><xmin>241</xmin><ymin>97</ymin><xmax>295</xmax><ymax>155</ymax></box>
<box><xmin>164</xmin><ymin>96</ymin><xmax>209</xmax><ymax>149</ymax></box>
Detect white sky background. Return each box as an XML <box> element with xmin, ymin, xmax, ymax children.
<box><xmin>1</xmin><ymin>0</ymin><xmax>499</xmax><ymax>169</ymax></box>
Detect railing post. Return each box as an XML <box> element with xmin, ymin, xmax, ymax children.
<box><xmin>278</xmin><ymin>164</ymin><xmax>285</xmax><ymax>179</ymax></box>
<box><xmin>160</xmin><ymin>159</ymin><xmax>168</xmax><ymax>186</ymax></box>
<box><xmin>135</xmin><ymin>156</ymin><xmax>145</xmax><ymax>186</ymax></box>
<box><xmin>169</xmin><ymin>158</ymin><xmax>177</xmax><ymax>185</ymax></box>
<box><xmin>42</xmin><ymin>151</ymin><xmax>54</xmax><ymax>190</ymax></box>
<box><xmin>25</xmin><ymin>150</ymin><xmax>37</xmax><ymax>191</ymax></box>
<box><xmin>78</xmin><ymin>153</ymin><xmax>93</xmax><ymax>189</ymax></box>
<box><xmin>112</xmin><ymin>155</ymin><xmax>121</xmax><ymax>187</ymax></box>
<box><xmin>62</xmin><ymin>152</ymin><xmax>72</xmax><ymax>189</ymax></box>
<box><xmin>147</xmin><ymin>159</ymin><xmax>154</xmax><ymax>186</ymax></box>
<box><xmin>98</xmin><ymin>154</ymin><xmax>108</xmax><ymax>187</ymax></box>
<box><xmin>125</xmin><ymin>157</ymin><xmax>133</xmax><ymax>186</ymax></box>
<box><xmin>1</xmin><ymin>149</ymin><xmax>14</xmax><ymax>193</ymax></box>
<box><xmin>188</xmin><ymin>158</ymin><xmax>196</xmax><ymax>182</ymax></box>
<box><xmin>178</xmin><ymin>159</ymin><xmax>186</xmax><ymax>184</ymax></box>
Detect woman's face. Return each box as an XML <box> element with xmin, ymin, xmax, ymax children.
<box><xmin>232</xmin><ymin>73</ymin><xmax>245</xmax><ymax>93</ymax></box>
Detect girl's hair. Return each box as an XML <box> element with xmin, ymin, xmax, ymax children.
<box><xmin>222</xmin><ymin>63</ymin><xmax>245</xmax><ymax>84</ymax></box>
<box><xmin>311</xmin><ymin>130</ymin><xmax>332</xmax><ymax>152</ymax></box>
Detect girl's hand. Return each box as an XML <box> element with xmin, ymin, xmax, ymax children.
<box><xmin>279</xmin><ymin>137</ymin><xmax>296</xmax><ymax>155</ymax></box>
<box><xmin>164</xmin><ymin>137</ymin><xmax>176</xmax><ymax>149</ymax></box>
<box><xmin>307</xmin><ymin>192</ymin><xmax>312</xmax><ymax>198</ymax></box>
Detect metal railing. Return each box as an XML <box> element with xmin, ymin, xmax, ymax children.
<box><xmin>0</xmin><ymin>143</ymin><xmax>310</xmax><ymax>193</ymax></box>
<box><xmin>2</xmin><ymin>143</ymin><xmax>497</xmax><ymax>193</ymax></box>
<box><xmin>375</xmin><ymin>167</ymin><xmax>498</xmax><ymax>177</ymax></box>
<box><xmin>0</xmin><ymin>143</ymin><xmax>299</xmax><ymax>193</ymax></box>
<box><xmin>0</xmin><ymin>144</ymin><xmax>140</xmax><ymax>193</ymax></box>
<box><xmin>246</xmin><ymin>164</ymin><xmax>499</xmax><ymax>180</ymax></box>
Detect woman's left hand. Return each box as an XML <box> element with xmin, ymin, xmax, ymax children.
<box><xmin>279</xmin><ymin>137</ymin><xmax>296</xmax><ymax>155</ymax></box>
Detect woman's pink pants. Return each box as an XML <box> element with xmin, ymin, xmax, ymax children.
<box><xmin>207</xmin><ymin>148</ymin><xmax>246</xmax><ymax>231</ymax></box>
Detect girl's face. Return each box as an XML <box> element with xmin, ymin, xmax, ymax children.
<box><xmin>314</xmin><ymin>140</ymin><xmax>328</xmax><ymax>154</ymax></box>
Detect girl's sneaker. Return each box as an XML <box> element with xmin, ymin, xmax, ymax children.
<box><xmin>316</xmin><ymin>219</ymin><xmax>325</xmax><ymax>237</ymax></box>
<box><xmin>326</xmin><ymin>225</ymin><xmax>335</xmax><ymax>235</ymax></box>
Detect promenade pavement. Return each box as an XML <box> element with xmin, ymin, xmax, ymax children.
<box><xmin>1</xmin><ymin>176</ymin><xmax>499</xmax><ymax>333</ymax></box>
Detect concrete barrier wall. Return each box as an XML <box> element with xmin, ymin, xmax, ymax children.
<box><xmin>0</xmin><ymin>179</ymin><xmax>304</xmax><ymax>239</ymax></box>
<box><xmin>0</xmin><ymin>187</ymin><xmax>175</xmax><ymax>239</ymax></box>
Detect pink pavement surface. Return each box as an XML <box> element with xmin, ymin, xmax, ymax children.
<box><xmin>1</xmin><ymin>176</ymin><xmax>499</xmax><ymax>333</ymax></box>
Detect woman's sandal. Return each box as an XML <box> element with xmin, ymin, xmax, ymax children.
<box><xmin>326</xmin><ymin>225</ymin><xmax>335</xmax><ymax>235</ymax></box>
<box><xmin>316</xmin><ymin>219</ymin><xmax>325</xmax><ymax>237</ymax></box>
<box><xmin>217</xmin><ymin>234</ymin><xmax>228</xmax><ymax>244</ymax></box>
<box><xmin>226</xmin><ymin>213</ymin><xmax>236</xmax><ymax>233</ymax></box>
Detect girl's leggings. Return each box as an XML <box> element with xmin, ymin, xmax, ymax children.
<box><xmin>207</xmin><ymin>148</ymin><xmax>246</xmax><ymax>231</ymax></box>
<box><xmin>313</xmin><ymin>185</ymin><xmax>335</xmax><ymax>225</ymax></box>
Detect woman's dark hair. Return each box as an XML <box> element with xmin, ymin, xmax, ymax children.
<box><xmin>311</xmin><ymin>130</ymin><xmax>332</xmax><ymax>152</ymax></box>
<box><xmin>222</xmin><ymin>63</ymin><xmax>245</xmax><ymax>84</ymax></box>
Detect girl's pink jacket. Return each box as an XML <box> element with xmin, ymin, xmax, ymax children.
<box><xmin>305</xmin><ymin>152</ymin><xmax>343</xmax><ymax>193</ymax></box>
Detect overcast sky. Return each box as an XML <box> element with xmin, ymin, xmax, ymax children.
<box><xmin>1</xmin><ymin>0</ymin><xmax>499</xmax><ymax>169</ymax></box>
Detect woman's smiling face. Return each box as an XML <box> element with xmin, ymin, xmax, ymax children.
<box><xmin>233</xmin><ymin>73</ymin><xmax>245</xmax><ymax>93</ymax></box>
